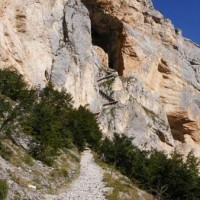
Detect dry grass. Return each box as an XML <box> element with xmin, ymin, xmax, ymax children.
<box><xmin>103</xmin><ymin>172</ymin><xmax>139</xmax><ymax>200</ymax></box>
<box><xmin>0</xmin><ymin>138</ymin><xmax>81</xmax><ymax>196</ymax></box>
<box><xmin>95</xmin><ymin>154</ymin><xmax>153</xmax><ymax>200</ymax></box>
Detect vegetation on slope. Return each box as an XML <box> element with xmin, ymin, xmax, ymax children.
<box><xmin>95</xmin><ymin>155</ymin><xmax>153</xmax><ymax>200</ymax></box>
<box><xmin>0</xmin><ymin>179</ymin><xmax>8</xmax><ymax>200</ymax></box>
<box><xmin>99</xmin><ymin>134</ymin><xmax>200</xmax><ymax>200</ymax></box>
<box><xmin>0</xmin><ymin>69</ymin><xmax>101</xmax><ymax>165</ymax></box>
<box><xmin>0</xmin><ymin>69</ymin><xmax>200</xmax><ymax>199</ymax></box>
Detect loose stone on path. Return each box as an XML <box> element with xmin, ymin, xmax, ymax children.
<box><xmin>57</xmin><ymin>149</ymin><xmax>106</xmax><ymax>200</ymax></box>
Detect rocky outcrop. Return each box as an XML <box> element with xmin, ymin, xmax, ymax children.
<box><xmin>1</xmin><ymin>0</ymin><xmax>200</xmax><ymax>158</ymax></box>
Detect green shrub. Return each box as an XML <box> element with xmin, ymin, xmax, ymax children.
<box><xmin>0</xmin><ymin>179</ymin><xmax>8</xmax><ymax>200</ymax></box>
<box><xmin>146</xmin><ymin>151</ymin><xmax>200</xmax><ymax>199</ymax></box>
<box><xmin>99</xmin><ymin>134</ymin><xmax>200</xmax><ymax>200</ymax></box>
<box><xmin>24</xmin><ymin>84</ymin><xmax>73</xmax><ymax>165</ymax></box>
<box><xmin>0</xmin><ymin>69</ymin><xmax>27</xmax><ymax>101</ymax></box>
<box><xmin>0</xmin><ymin>69</ymin><xmax>37</xmax><ymax>134</ymax></box>
<box><xmin>23</xmin><ymin>153</ymin><xmax>34</xmax><ymax>166</ymax></box>
<box><xmin>69</xmin><ymin>106</ymin><xmax>102</xmax><ymax>151</ymax></box>
<box><xmin>0</xmin><ymin>69</ymin><xmax>102</xmax><ymax>165</ymax></box>
<box><xmin>24</xmin><ymin>84</ymin><xmax>102</xmax><ymax>163</ymax></box>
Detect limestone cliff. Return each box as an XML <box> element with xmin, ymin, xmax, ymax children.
<box><xmin>1</xmin><ymin>0</ymin><xmax>200</xmax><ymax>158</ymax></box>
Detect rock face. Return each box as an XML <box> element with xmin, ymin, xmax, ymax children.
<box><xmin>0</xmin><ymin>0</ymin><xmax>101</xmax><ymax>111</ymax></box>
<box><xmin>1</xmin><ymin>0</ymin><xmax>200</xmax><ymax>158</ymax></box>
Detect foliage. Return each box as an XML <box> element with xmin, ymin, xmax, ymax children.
<box><xmin>145</xmin><ymin>151</ymin><xmax>200</xmax><ymax>199</ymax></box>
<box><xmin>0</xmin><ymin>69</ymin><xmax>37</xmax><ymax>134</ymax></box>
<box><xmin>0</xmin><ymin>141</ymin><xmax>13</xmax><ymax>161</ymax></box>
<box><xmin>0</xmin><ymin>69</ymin><xmax>27</xmax><ymax>101</ymax></box>
<box><xmin>24</xmin><ymin>83</ymin><xmax>74</xmax><ymax>165</ymax></box>
<box><xmin>0</xmin><ymin>179</ymin><xmax>8</xmax><ymax>200</ymax></box>
<box><xmin>0</xmin><ymin>69</ymin><xmax>102</xmax><ymax>165</ymax></box>
<box><xmin>99</xmin><ymin>134</ymin><xmax>200</xmax><ymax>200</ymax></box>
<box><xmin>68</xmin><ymin>106</ymin><xmax>102</xmax><ymax>151</ymax></box>
<box><xmin>23</xmin><ymin>153</ymin><xmax>34</xmax><ymax>166</ymax></box>
<box><xmin>23</xmin><ymin>83</ymin><xmax>101</xmax><ymax>164</ymax></box>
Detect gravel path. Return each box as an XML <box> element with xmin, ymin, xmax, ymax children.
<box><xmin>57</xmin><ymin>149</ymin><xmax>106</xmax><ymax>200</ymax></box>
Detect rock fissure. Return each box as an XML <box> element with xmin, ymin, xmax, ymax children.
<box><xmin>62</xmin><ymin>10</ymin><xmax>68</xmax><ymax>43</ymax></box>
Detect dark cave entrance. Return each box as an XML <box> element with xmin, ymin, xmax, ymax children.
<box><xmin>82</xmin><ymin>0</ymin><xmax>125</xmax><ymax>76</ymax></box>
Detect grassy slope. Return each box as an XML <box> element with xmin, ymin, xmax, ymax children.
<box><xmin>95</xmin><ymin>154</ymin><xmax>153</xmax><ymax>200</ymax></box>
<box><xmin>0</xmin><ymin>137</ymin><xmax>80</xmax><ymax>199</ymax></box>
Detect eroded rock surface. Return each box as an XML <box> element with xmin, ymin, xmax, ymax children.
<box><xmin>86</xmin><ymin>0</ymin><xmax>200</xmax><ymax>157</ymax></box>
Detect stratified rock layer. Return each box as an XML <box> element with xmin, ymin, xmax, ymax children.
<box><xmin>1</xmin><ymin>0</ymin><xmax>200</xmax><ymax>157</ymax></box>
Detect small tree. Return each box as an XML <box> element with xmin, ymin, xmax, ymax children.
<box><xmin>25</xmin><ymin>83</ymin><xmax>73</xmax><ymax>165</ymax></box>
<box><xmin>69</xmin><ymin>106</ymin><xmax>102</xmax><ymax>151</ymax></box>
<box><xmin>0</xmin><ymin>69</ymin><xmax>37</xmax><ymax>134</ymax></box>
<box><xmin>0</xmin><ymin>69</ymin><xmax>27</xmax><ymax>101</ymax></box>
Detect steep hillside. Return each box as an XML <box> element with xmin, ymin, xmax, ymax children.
<box><xmin>0</xmin><ymin>137</ymin><xmax>80</xmax><ymax>199</ymax></box>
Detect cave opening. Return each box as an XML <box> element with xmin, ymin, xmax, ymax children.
<box><xmin>167</xmin><ymin>115</ymin><xmax>186</xmax><ymax>142</ymax></box>
<box><xmin>82</xmin><ymin>0</ymin><xmax>125</xmax><ymax>76</ymax></box>
<box><xmin>167</xmin><ymin>113</ymin><xmax>198</xmax><ymax>143</ymax></box>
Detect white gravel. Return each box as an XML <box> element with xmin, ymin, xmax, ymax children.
<box><xmin>56</xmin><ymin>149</ymin><xmax>106</xmax><ymax>200</ymax></box>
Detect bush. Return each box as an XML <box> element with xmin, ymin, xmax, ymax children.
<box><xmin>0</xmin><ymin>69</ymin><xmax>27</xmax><ymax>101</ymax></box>
<box><xmin>69</xmin><ymin>106</ymin><xmax>102</xmax><ymax>151</ymax></box>
<box><xmin>0</xmin><ymin>179</ymin><xmax>8</xmax><ymax>200</ymax></box>
<box><xmin>0</xmin><ymin>69</ymin><xmax>102</xmax><ymax>165</ymax></box>
<box><xmin>0</xmin><ymin>69</ymin><xmax>37</xmax><ymax>134</ymax></box>
<box><xmin>0</xmin><ymin>142</ymin><xmax>13</xmax><ymax>161</ymax></box>
<box><xmin>25</xmin><ymin>84</ymin><xmax>102</xmax><ymax>164</ymax></box>
<box><xmin>99</xmin><ymin>134</ymin><xmax>200</xmax><ymax>200</ymax></box>
<box><xmin>146</xmin><ymin>151</ymin><xmax>200</xmax><ymax>199</ymax></box>
<box><xmin>25</xmin><ymin>83</ymin><xmax>73</xmax><ymax>165</ymax></box>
